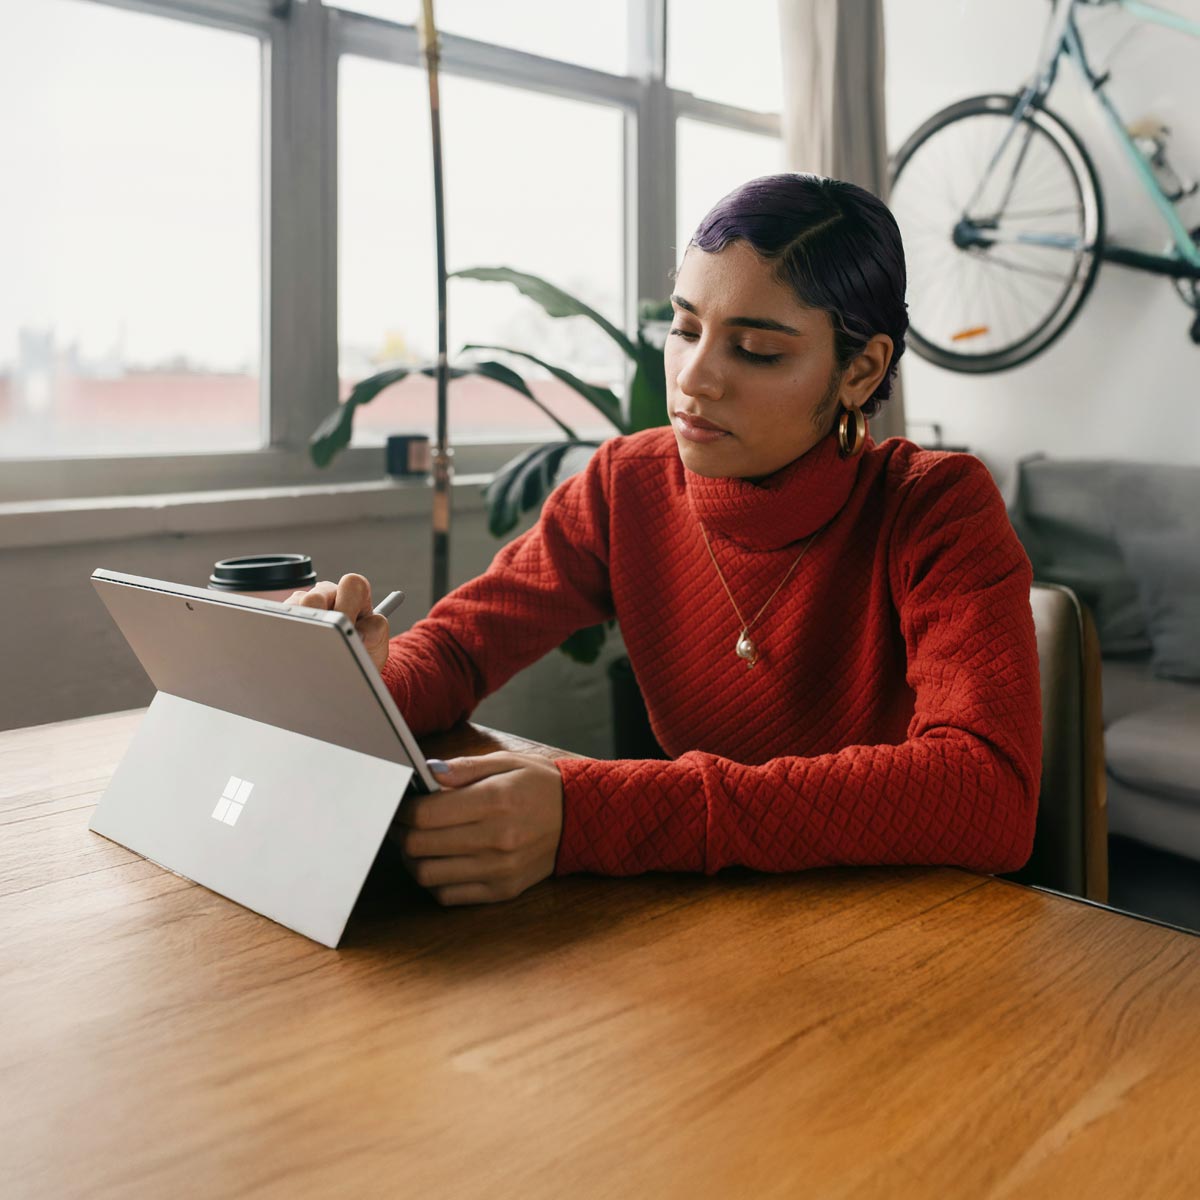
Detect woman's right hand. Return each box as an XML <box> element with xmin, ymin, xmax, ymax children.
<box><xmin>284</xmin><ymin>572</ymin><xmax>391</xmax><ymax>675</ymax></box>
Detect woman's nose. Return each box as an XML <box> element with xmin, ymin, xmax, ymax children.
<box><xmin>674</xmin><ymin>340</ymin><xmax>723</xmax><ymax>401</ymax></box>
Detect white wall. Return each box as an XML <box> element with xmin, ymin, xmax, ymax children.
<box><xmin>885</xmin><ymin>0</ymin><xmax>1200</xmax><ymax>482</ymax></box>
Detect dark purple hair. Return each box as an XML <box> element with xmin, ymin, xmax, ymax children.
<box><xmin>689</xmin><ymin>173</ymin><xmax>908</xmax><ymax>415</ymax></box>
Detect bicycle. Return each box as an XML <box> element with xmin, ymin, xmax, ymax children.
<box><xmin>889</xmin><ymin>0</ymin><xmax>1200</xmax><ymax>373</ymax></box>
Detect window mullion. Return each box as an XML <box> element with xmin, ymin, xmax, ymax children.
<box><xmin>638</xmin><ymin>83</ymin><xmax>676</xmax><ymax>302</ymax></box>
<box><xmin>618</xmin><ymin>0</ymin><xmax>675</xmax><ymax>427</ymax></box>
<box><xmin>629</xmin><ymin>0</ymin><xmax>675</xmax><ymax>340</ymax></box>
<box><xmin>266</xmin><ymin>0</ymin><xmax>339</xmax><ymax>452</ymax></box>
<box><xmin>673</xmin><ymin>92</ymin><xmax>782</xmax><ymax>138</ymax></box>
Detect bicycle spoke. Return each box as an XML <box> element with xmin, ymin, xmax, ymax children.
<box><xmin>987</xmin><ymin>255</ymin><xmax>1056</xmax><ymax>339</ymax></box>
<box><xmin>950</xmin><ymin>253</ymin><xmax>973</xmax><ymax>345</ymax></box>
<box><xmin>978</xmin><ymin>256</ymin><xmax>1005</xmax><ymax>350</ymax></box>
<box><xmin>973</xmin><ymin>244</ymin><xmax>1079</xmax><ymax>346</ymax></box>
<box><xmin>919</xmin><ymin>245</ymin><xmax>967</xmax><ymax>338</ymax></box>
<box><xmin>1012</xmin><ymin>149</ymin><xmax>1064</xmax><ymax>199</ymax></box>
<box><xmin>998</xmin><ymin>205</ymin><xmax>1082</xmax><ymax>221</ymax></box>
<box><xmin>981</xmin><ymin>250</ymin><xmax>1077</xmax><ymax>284</ymax></box>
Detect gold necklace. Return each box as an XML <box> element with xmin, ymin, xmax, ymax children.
<box><xmin>699</xmin><ymin>524</ymin><xmax>819</xmax><ymax>668</ymax></box>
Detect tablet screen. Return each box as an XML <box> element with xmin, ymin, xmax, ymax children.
<box><xmin>91</xmin><ymin>569</ymin><xmax>437</xmax><ymax>793</ymax></box>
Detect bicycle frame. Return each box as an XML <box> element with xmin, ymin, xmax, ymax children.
<box><xmin>964</xmin><ymin>0</ymin><xmax>1200</xmax><ymax>273</ymax></box>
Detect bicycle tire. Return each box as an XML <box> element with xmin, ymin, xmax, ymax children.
<box><xmin>889</xmin><ymin>93</ymin><xmax>1105</xmax><ymax>373</ymax></box>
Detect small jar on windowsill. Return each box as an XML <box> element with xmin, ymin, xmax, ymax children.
<box><xmin>385</xmin><ymin>434</ymin><xmax>432</xmax><ymax>478</ymax></box>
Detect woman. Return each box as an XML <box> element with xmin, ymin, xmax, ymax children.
<box><xmin>290</xmin><ymin>174</ymin><xmax>1042</xmax><ymax>907</ymax></box>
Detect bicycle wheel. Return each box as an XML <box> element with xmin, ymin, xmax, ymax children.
<box><xmin>890</xmin><ymin>93</ymin><xmax>1104</xmax><ymax>373</ymax></box>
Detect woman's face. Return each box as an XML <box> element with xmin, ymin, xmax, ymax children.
<box><xmin>665</xmin><ymin>240</ymin><xmax>888</xmax><ymax>480</ymax></box>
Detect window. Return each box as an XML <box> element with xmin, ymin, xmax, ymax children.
<box><xmin>1</xmin><ymin>0</ymin><xmax>783</xmax><ymax>499</ymax></box>
<box><xmin>338</xmin><ymin>56</ymin><xmax>625</xmax><ymax>445</ymax></box>
<box><xmin>0</xmin><ymin>0</ymin><xmax>262</xmax><ymax>460</ymax></box>
<box><xmin>667</xmin><ymin>0</ymin><xmax>783</xmax><ymax>113</ymax></box>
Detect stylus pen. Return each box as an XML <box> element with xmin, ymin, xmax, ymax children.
<box><xmin>372</xmin><ymin>590</ymin><xmax>406</xmax><ymax>621</ymax></box>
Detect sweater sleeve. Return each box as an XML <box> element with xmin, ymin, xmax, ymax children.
<box><xmin>380</xmin><ymin>441</ymin><xmax>615</xmax><ymax>736</ymax></box>
<box><xmin>552</xmin><ymin>456</ymin><xmax>1042</xmax><ymax>878</ymax></box>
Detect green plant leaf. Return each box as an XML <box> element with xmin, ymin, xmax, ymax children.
<box><xmin>309</xmin><ymin>361</ymin><xmax>578</xmax><ymax>467</ymax></box>
<box><xmin>466</xmin><ymin>359</ymin><xmax>580</xmax><ymax>440</ymax></box>
<box><xmin>484</xmin><ymin>440</ymin><xmax>599</xmax><ymax>537</ymax></box>
<box><xmin>464</xmin><ymin>343</ymin><xmax>627</xmax><ymax>434</ymax></box>
<box><xmin>628</xmin><ymin>333</ymin><xmax>669</xmax><ymax>433</ymax></box>
<box><xmin>451</xmin><ymin>267</ymin><xmax>638</xmax><ymax>361</ymax></box>
<box><xmin>484</xmin><ymin>442</ymin><xmax>565</xmax><ymax>537</ymax></box>
<box><xmin>309</xmin><ymin>365</ymin><xmax>414</xmax><ymax>468</ymax></box>
<box><xmin>558</xmin><ymin>623</ymin><xmax>609</xmax><ymax>664</ymax></box>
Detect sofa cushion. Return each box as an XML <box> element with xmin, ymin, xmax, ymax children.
<box><xmin>1009</xmin><ymin>457</ymin><xmax>1150</xmax><ymax>655</ymax></box>
<box><xmin>1102</xmin><ymin>656</ymin><xmax>1197</xmax><ymax>726</ymax></box>
<box><xmin>1105</xmin><ymin>696</ymin><xmax>1200</xmax><ymax>807</ymax></box>
<box><xmin>1106</xmin><ymin>771</ymin><xmax>1200</xmax><ymax>862</ymax></box>
<box><xmin>1010</xmin><ymin>457</ymin><xmax>1200</xmax><ymax>677</ymax></box>
<box><xmin>1116</xmin><ymin>532</ymin><xmax>1200</xmax><ymax>681</ymax></box>
<box><xmin>1109</xmin><ymin>468</ymin><xmax>1200</xmax><ymax>681</ymax></box>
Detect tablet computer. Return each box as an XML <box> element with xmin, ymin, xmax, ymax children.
<box><xmin>88</xmin><ymin>567</ymin><xmax>438</xmax><ymax>947</ymax></box>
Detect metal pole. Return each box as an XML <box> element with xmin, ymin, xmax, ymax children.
<box><xmin>419</xmin><ymin>0</ymin><xmax>452</xmax><ymax>604</ymax></box>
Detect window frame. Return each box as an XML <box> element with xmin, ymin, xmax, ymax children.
<box><xmin>1</xmin><ymin>0</ymin><xmax>780</xmax><ymax>504</ymax></box>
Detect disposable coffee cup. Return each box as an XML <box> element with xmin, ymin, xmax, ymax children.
<box><xmin>208</xmin><ymin>554</ymin><xmax>318</xmax><ymax>602</ymax></box>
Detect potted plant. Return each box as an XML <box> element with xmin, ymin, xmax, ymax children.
<box><xmin>308</xmin><ymin>268</ymin><xmax>672</xmax><ymax>755</ymax></box>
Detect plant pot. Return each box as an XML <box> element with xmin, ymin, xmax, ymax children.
<box><xmin>607</xmin><ymin>654</ymin><xmax>667</xmax><ymax>759</ymax></box>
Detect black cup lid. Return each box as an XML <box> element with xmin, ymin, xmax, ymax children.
<box><xmin>208</xmin><ymin>553</ymin><xmax>317</xmax><ymax>592</ymax></box>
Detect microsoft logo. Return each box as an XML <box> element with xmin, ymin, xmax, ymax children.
<box><xmin>212</xmin><ymin>776</ymin><xmax>254</xmax><ymax>826</ymax></box>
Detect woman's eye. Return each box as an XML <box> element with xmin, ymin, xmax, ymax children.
<box><xmin>736</xmin><ymin>346</ymin><xmax>784</xmax><ymax>365</ymax></box>
<box><xmin>669</xmin><ymin>327</ymin><xmax>782</xmax><ymax>365</ymax></box>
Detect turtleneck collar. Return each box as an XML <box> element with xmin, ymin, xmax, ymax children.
<box><xmin>684</xmin><ymin>430</ymin><xmax>870</xmax><ymax>551</ymax></box>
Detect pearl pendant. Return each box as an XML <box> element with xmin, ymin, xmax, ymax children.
<box><xmin>735</xmin><ymin>632</ymin><xmax>759</xmax><ymax>667</ymax></box>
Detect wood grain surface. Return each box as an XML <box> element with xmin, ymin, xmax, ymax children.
<box><xmin>3</xmin><ymin>709</ymin><xmax>1199</xmax><ymax>1200</ymax></box>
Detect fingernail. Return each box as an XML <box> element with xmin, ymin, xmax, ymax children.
<box><xmin>427</xmin><ymin>758</ymin><xmax>450</xmax><ymax>775</ymax></box>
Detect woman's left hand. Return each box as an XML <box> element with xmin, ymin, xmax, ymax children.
<box><xmin>392</xmin><ymin>752</ymin><xmax>565</xmax><ymax>906</ymax></box>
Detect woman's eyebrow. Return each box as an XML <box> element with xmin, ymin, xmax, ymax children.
<box><xmin>670</xmin><ymin>294</ymin><xmax>803</xmax><ymax>337</ymax></box>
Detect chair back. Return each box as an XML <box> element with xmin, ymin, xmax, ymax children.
<box><xmin>1002</xmin><ymin>583</ymin><xmax>1108</xmax><ymax>901</ymax></box>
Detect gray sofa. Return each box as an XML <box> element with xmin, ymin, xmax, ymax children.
<box><xmin>1009</xmin><ymin>456</ymin><xmax>1200</xmax><ymax>863</ymax></box>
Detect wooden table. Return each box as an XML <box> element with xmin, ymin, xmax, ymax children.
<box><xmin>3</xmin><ymin>709</ymin><xmax>1199</xmax><ymax>1200</ymax></box>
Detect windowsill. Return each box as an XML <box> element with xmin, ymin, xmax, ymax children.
<box><xmin>0</xmin><ymin>439</ymin><xmax>557</xmax><ymax>505</ymax></box>
<box><xmin>0</xmin><ymin>473</ymin><xmax>492</xmax><ymax>552</ymax></box>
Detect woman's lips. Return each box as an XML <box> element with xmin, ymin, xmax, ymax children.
<box><xmin>673</xmin><ymin>411</ymin><xmax>731</xmax><ymax>444</ymax></box>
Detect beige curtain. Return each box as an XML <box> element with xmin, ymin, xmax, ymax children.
<box><xmin>776</xmin><ymin>0</ymin><xmax>906</xmax><ymax>440</ymax></box>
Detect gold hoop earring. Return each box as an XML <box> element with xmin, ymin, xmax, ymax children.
<box><xmin>837</xmin><ymin>407</ymin><xmax>867</xmax><ymax>458</ymax></box>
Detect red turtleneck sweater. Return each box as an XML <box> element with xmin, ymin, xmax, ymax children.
<box><xmin>381</xmin><ymin>428</ymin><xmax>1041</xmax><ymax>879</ymax></box>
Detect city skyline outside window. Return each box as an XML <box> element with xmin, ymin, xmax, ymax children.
<box><xmin>0</xmin><ymin>0</ymin><xmax>262</xmax><ymax>458</ymax></box>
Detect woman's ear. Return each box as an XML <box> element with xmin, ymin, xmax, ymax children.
<box><xmin>839</xmin><ymin>334</ymin><xmax>893</xmax><ymax>410</ymax></box>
